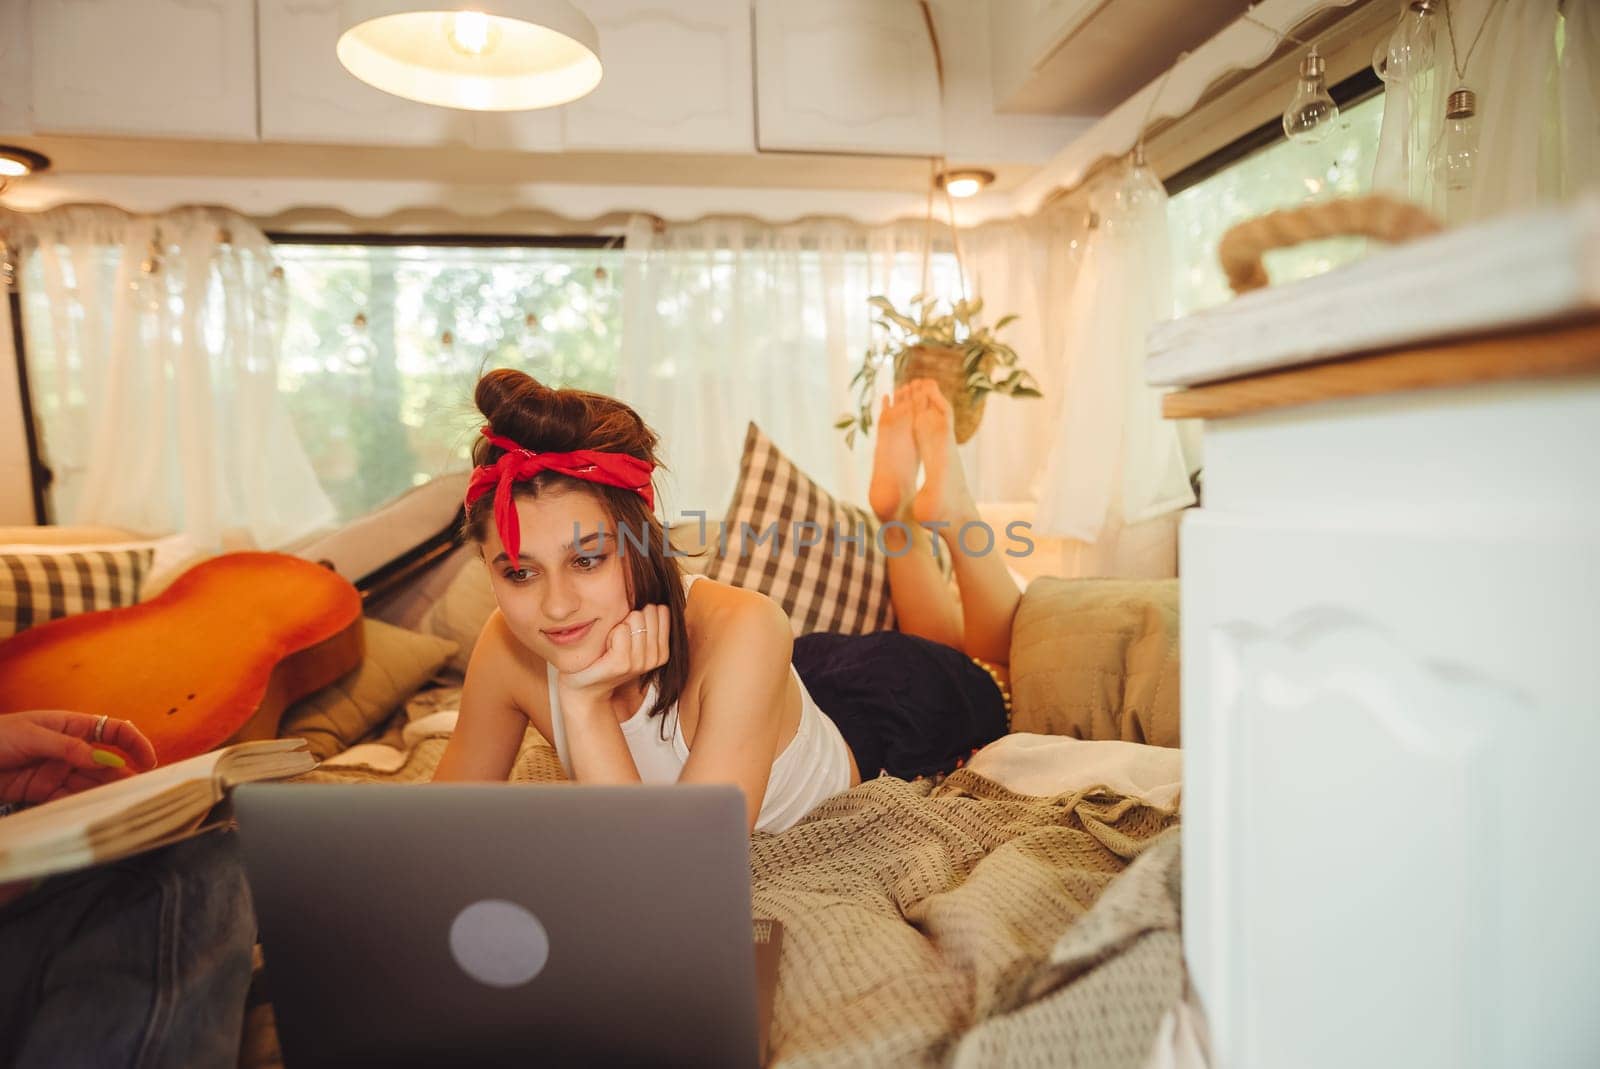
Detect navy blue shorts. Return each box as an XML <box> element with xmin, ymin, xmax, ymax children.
<box><xmin>791</xmin><ymin>631</ymin><xmax>1009</xmax><ymax>781</ymax></box>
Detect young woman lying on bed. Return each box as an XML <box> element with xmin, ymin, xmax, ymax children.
<box><xmin>434</xmin><ymin>369</ymin><xmax>1020</xmax><ymax>832</ymax></box>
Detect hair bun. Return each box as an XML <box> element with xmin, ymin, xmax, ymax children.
<box><xmin>470</xmin><ymin>366</ymin><xmax>662</xmax><ymax>470</ymax></box>
<box><xmin>475</xmin><ymin>368</ymin><xmax>544</xmax><ymax>431</ymax></box>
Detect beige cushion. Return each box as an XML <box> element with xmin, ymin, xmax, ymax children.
<box><xmin>279</xmin><ymin>618</ymin><xmax>458</xmax><ymax>760</ymax></box>
<box><xmin>1008</xmin><ymin>577</ymin><xmax>1181</xmax><ymax>748</ymax></box>
<box><xmin>419</xmin><ymin>556</ymin><xmax>498</xmax><ymax>677</ymax></box>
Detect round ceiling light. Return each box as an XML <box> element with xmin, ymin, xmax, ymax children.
<box><xmin>937</xmin><ymin>169</ymin><xmax>996</xmax><ymax>199</ymax></box>
<box><xmin>0</xmin><ymin>146</ymin><xmax>50</xmax><ymax>178</ymax></box>
<box><xmin>336</xmin><ymin>1</ymin><xmax>603</xmax><ymax>111</ymax></box>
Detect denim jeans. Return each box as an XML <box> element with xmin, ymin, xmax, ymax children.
<box><xmin>0</xmin><ymin>829</ymin><xmax>256</xmax><ymax>1069</ymax></box>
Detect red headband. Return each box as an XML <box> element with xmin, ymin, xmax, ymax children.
<box><xmin>465</xmin><ymin>428</ymin><xmax>656</xmax><ymax>562</ymax></box>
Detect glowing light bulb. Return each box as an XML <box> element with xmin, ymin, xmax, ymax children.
<box><xmin>1382</xmin><ymin>0</ymin><xmax>1437</xmax><ymax>85</ymax></box>
<box><xmin>937</xmin><ymin>169</ymin><xmax>995</xmax><ymax>199</ymax></box>
<box><xmin>0</xmin><ymin>157</ymin><xmax>27</xmax><ymax>178</ymax></box>
<box><xmin>1283</xmin><ymin>49</ymin><xmax>1340</xmax><ymax>145</ymax></box>
<box><xmin>447</xmin><ymin>11</ymin><xmax>495</xmax><ymax>56</ymax></box>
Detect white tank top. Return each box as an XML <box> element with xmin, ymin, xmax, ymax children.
<box><xmin>545</xmin><ymin>573</ymin><xmax>854</xmax><ymax>833</ymax></box>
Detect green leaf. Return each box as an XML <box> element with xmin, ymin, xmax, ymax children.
<box><xmin>1009</xmin><ymin>385</ymin><xmax>1044</xmax><ymax>398</ymax></box>
<box><xmin>992</xmin><ymin>313</ymin><xmax>1018</xmax><ymax>332</ymax></box>
<box><xmin>835</xmin><ymin>415</ymin><xmax>857</xmax><ymax>429</ymax></box>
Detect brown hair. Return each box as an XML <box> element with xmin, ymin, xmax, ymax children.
<box><xmin>466</xmin><ymin>368</ymin><xmax>688</xmax><ymax>731</ymax></box>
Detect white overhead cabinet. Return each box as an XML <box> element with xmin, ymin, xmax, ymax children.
<box><xmin>29</xmin><ymin>0</ymin><xmax>257</xmax><ymax>140</ymax></box>
<box><xmin>990</xmin><ymin>0</ymin><xmax>1097</xmax><ymax>105</ymax></box>
<box><xmin>0</xmin><ymin>1</ymin><xmax>30</xmax><ymax>136</ymax></box>
<box><xmin>753</xmin><ymin>0</ymin><xmax>942</xmax><ymax>157</ymax></box>
<box><xmin>257</xmin><ymin>0</ymin><xmax>561</xmax><ymax>151</ymax></box>
<box><xmin>259</xmin><ymin>0</ymin><xmax>471</xmax><ymax>147</ymax></box>
<box><xmin>561</xmin><ymin>0</ymin><xmax>753</xmax><ymax>153</ymax></box>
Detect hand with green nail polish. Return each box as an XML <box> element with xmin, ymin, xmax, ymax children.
<box><xmin>0</xmin><ymin>710</ymin><xmax>158</xmax><ymax>806</ymax></box>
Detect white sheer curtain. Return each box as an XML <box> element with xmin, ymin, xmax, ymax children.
<box><xmin>1374</xmin><ymin>0</ymin><xmax>1598</xmax><ymax>223</ymax></box>
<box><xmin>9</xmin><ymin>204</ymin><xmax>334</xmax><ymax>548</ymax></box>
<box><xmin>1034</xmin><ymin>163</ymin><xmax>1196</xmax><ymax>556</ymax></box>
<box><xmin>956</xmin><ymin>215</ymin><xmax>1079</xmax><ymax>505</ymax></box>
<box><xmin>619</xmin><ymin>215</ymin><xmax>1029</xmax><ymax>519</ymax></box>
<box><xmin>618</xmin><ymin>208</ymin><xmax>1192</xmax><ymax>576</ymax></box>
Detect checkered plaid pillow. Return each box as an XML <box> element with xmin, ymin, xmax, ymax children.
<box><xmin>0</xmin><ymin>547</ymin><xmax>154</xmax><ymax>639</ymax></box>
<box><xmin>704</xmin><ymin>423</ymin><xmax>897</xmax><ymax>636</ymax></box>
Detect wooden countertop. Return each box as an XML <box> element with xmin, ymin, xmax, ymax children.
<box><xmin>1161</xmin><ymin>317</ymin><xmax>1600</xmax><ymax>421</ymax></box>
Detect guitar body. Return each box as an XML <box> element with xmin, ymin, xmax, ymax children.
<box><xmin>0</xmin><ymin>552</ymin><xmax>364</xmax><ymax>763</ymax></box>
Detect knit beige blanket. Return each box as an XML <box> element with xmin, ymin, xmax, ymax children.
<box><xmin>243</xmin><ymin>732</ymin><xmax>1182</xmax><ymax>1069</ymax></box>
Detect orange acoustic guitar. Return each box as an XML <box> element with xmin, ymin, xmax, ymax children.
<box><xmin>0</xmin><ymin>552</ymin><xmax>364</xmax><ymax>764</ymax></box>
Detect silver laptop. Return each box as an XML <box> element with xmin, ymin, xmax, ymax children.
<box><xmin>233</xmin><ymin>783</ymin><xmax>769</xmax><ymax>1068</ymax></box>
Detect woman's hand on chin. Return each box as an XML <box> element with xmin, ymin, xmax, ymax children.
<box><xmin>555</xmin><ymin>605</ymin><xmax>670</xmax><ymax>714</ymax></box>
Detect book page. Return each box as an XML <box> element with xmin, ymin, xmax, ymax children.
<box><xmin>216</xmin><ymin>738</ymin><xmax>319</xmax><ymax>787</ymax></box>
<box><xmin>0</xmin><ymin>748</ymin><xmax>231</xmax><ymax>852</ymax></box>
<box><xmin>0</xmin><ymin>740</ymin><xmax>310</xmax><ymax>851</ymax></box>
<box><xmin>0</xmin><ymin>739</ymin><xmax>314</xmax><ymax>880</ymax></box>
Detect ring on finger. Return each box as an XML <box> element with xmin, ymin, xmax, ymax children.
<box><xmin>93</xmin><ymin>714</ymin><xmax>109</xmax><ymax>743</ymax></box>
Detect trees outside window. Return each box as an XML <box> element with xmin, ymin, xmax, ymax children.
<box><xmin>275</xmin><ymin>242</ymin><xmax>622</xmax><ymax>520</ymax></box>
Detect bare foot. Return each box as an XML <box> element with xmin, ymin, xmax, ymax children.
<box><xmin>868</xmin><ymin>384</ymin><xmax>919</xmax><ymax>522</ymax></box>
<box><xmin>910</xmin><ymin>379</ymin><xmax>976</xmax><ymax>527</ymax></box>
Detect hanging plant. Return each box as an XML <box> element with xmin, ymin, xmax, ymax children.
<box><xmin>837</xmin><ymin>294</ymin><xmax>1041</xmax><ymax>447</ymax></box>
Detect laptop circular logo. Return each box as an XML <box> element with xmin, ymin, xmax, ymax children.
<box><xmin>449</xmin><ymin>899</ymin><xmax>550</xmax><ymax>988</ymax></box>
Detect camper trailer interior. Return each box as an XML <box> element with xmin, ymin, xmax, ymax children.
<box><xmin>0</xmin><ymin>0</ymin><xmax>1595</xmax><ymax>1066</ymax></box>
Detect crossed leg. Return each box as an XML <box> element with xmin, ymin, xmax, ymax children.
<box><xmin>868</xmin><ymin>380</ymin><xmax>1021</xmax><ymax>666</ymax></box>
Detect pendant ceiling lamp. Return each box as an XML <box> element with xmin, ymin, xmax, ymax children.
<box><xmin>336</xmin><ymin>1</ymin><xmax>603</xmax><ymax>111</ymax></box>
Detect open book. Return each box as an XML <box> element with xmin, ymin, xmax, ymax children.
<box><xmin>0</xmin><ymin>738</ymin><xmax>317</xmax><ymax>883</ymax></box>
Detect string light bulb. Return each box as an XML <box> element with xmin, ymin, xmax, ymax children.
<box><xmin>1282</xmin><ymin>48</ymin><xmax>1340</xmax><ymax>144</ymax></box>
<box><xmin>1433</xmin><ymin>85</ymin><xmax>1478</xmax><ymax>200</ymax></box>
<box><xmin>1377</xmin><ymin>0</ymin><xmax>1438</xmax><ymax>85</ymax></box>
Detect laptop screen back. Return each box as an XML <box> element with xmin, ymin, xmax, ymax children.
<box><xmin>234</xmin><ymin>783</ymin><xmax>760</xmax><ymax>1069</ymax></box>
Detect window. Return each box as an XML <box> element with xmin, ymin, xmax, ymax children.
<box><xmin>273</xmin><ymin>239</ymin><xmax>623</xmax><ymax>520</ymax></box>
<box><xmin>1167</xmin><ymin>90</ymin><xmax>1388</xmax><ymax>318</ymax></box>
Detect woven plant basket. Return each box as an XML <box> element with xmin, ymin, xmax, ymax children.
<box><xmin>894</xmin><ymin>345</ymin><xmax>989</xmax><ymax>444</ymax></box>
